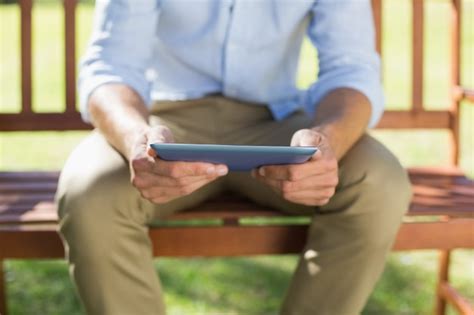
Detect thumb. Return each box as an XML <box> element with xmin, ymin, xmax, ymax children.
<box><xmin>310</xmin><ymin>148</ymin><xmax>323</xmax><ymax>161</ymax></box>
<box><xmin>291</xmin><ymin>129</ymin><xmax>323</xmax><ymax>147</ymax></box>
<box><xmin>146</xmin><ymin>125</ymin><xmax>175</xmax><ymax>157</ymax></box>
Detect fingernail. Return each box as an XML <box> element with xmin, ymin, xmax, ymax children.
<box><xmin>259</xmin><ymin>168</ymin><xmax>265</xmax><ymax>176</ymax></box>
<box><xmin>217</xmin><ymin>166</ymin><xmax>228</xmax><ymax>176</ymax></box>
<box><xmin>206</xmin><ymin>167</ymin><xmax>216</xmax><ymax>175</ymax></box>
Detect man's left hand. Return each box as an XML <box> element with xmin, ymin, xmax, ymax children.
<box><xmin>252</xmin><ymin>129</ymin><xmax>339</xmax><ymax>206</ymax></box>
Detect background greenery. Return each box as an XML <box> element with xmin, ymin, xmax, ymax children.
<box><xmin>0</xmin><ymin>0</ymin><xmax>473</xmax><ymax>314</ymax></box>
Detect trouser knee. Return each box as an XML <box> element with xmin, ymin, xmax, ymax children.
<box><xmin>56</xmin><ymin>162</ymin><xmax>148</xmax><ymax>259</ymax></box>
<box><xmin>335</xmin><ymin>135</ymin><xmax>412</xmax><ymax>213</ymax></box>
<box><xmin>318</xmin><ymin>135</ymin><xmax>413</xmax><ymax>249</ymax></box>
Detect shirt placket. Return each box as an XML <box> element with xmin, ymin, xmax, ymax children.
<box><xmin>221</xmin><ymin>0</ymin><xmax>238</xmax><ymax>96</ymax></box>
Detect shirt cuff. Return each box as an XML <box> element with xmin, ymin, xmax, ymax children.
<box><xmin>78</xmin><ymin>64</ymin><xmax>152</xmax><ymax>123</ymax></box>
<box><xmin>305</xmin><ymin>66</ymin><xmax>384</xmax><ymax>128</ymax></box>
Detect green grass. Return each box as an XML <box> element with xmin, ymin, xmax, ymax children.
<box><xmin>5</xmin><ymin>252</ymin><xmax>474</xmax><ymax>315</ymax></box>
<box><xmin>1</xmin><ymin>1</ymin><xmax>473</xmax><ymax>314</ymax></box>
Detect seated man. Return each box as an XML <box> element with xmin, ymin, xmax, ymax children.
<box><xmin>56</xmin><ymin>0</ymin><xmax>412</xmax><ymax>314</ymax></box>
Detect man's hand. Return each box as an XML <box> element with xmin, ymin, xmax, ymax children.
<box><xmin>129</xmin><ymin>125</ymin><xmax>228</xmax><ymax>204</ymax></box>
<box><xmin>252</xmin><ymin>129</ymin><xmax>338</xmax><ymax>206</ymax></box>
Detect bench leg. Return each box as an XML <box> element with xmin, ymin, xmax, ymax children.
<box><xmin>0</xmin><ymin>259</ymin><xmax>6</xmax><ymax>315</ymax></box>
<box><xmin>436</xmin><ymin>250</ymin><xmax>450</xmax><ymax>315</ymax></box>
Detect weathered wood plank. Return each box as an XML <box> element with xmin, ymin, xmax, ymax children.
<box><xmin>0</xmin><ymin>113</ymin><xmax>91</xmax><ymax>131</ymax></box>
<box><xmin>64</xmin><ymin>0</ymin><xmax>77</xmax><ymax>113</ymax></box>
<box><xmin>20</xmin><ymin>0</ymin><xmax>33</xmax><ymax>114</ymax></box>
<box><xmin>377</xmin><ymin>111</ymin><xmax>451</xmax><ymax>128</ymax></box>
<box><xmin>1</xmin><ymin>169</ymin><xmax>473</xmax><ymax>225</ymax></box>
<box><xmin>439</xmin><ymin>282</ymin><xmax>474</xmax><ymax>315</ymax></box>
<box><xmin>392</xmin><ymin>219</ymin><xmax>474</xmax><ymax>250</ymax></box>
<box><xmin>1</xmin><ymin>219</ymin><xmax>473</xmax><ymax>260</ymax></box>
<box><xmin>412</xmin><ymin>0</ymin><xmax>424</xmax><ymax>112</ymax></box>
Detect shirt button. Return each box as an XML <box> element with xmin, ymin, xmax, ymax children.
<box><xmin>225</xmin><ymin>86</ymin><xmax>237</xmax><ymax>95</ymax></box>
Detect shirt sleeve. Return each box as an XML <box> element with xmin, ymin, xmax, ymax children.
<box><xmin>78</xmin><ymin>0</ymin><xmax>159</xmax><ymax>122</ymax></box>
<box><xmin>306</xmin><ymin>0</ymin><xmax>384</xmax><ymax>128</ymax></box>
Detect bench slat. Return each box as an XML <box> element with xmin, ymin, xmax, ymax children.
<box><xmin>0</xmin><ymin>171</ymin><xmax>59</xmax><ymax>183</ymax></box>
<box><xmin>0</xmin><ymin>168</ymin><xmax>472</xmax><ymax>226</ymax></box>
<box><xmin>0</xmin><ymin>202</ymin><xmax>473</xmax><ymax>226</ymax></box>
<box><xmin>0</xmin><ymin>182</ymin><xmax>58</xmax><ymax>193</ymax></box>
<box><xmin>1</xmin><ymin>218</ymin><xmax>473</xmax><ymax>260</ymax></box>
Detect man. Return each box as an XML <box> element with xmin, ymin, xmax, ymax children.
<box><xmin>56</xmin><ymin>0</ymin><xmax>412</xmax><ymax>314</ymax></box>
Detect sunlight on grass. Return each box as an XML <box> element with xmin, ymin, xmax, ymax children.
<box><xmin>6</xmin><ymin>252</ymin><xmax>473</xmax><ymax>315</ymax></box>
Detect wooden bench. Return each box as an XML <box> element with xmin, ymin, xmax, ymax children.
<box><xmin>1</xmin><ymin>0</ymin><xmax>473</xmax><ymax>314</ymax></box>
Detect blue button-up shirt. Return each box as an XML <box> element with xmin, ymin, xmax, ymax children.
<box><xmin>79</xmin><ymin>0</ymin><xmax>384</xmax><ymax>127</ymax></box>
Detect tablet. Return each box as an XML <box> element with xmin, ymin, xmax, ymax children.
<box><xmin>149</xmin><ymin>143</ymin><xmax>317</xmax><ymax>171</ymax></box>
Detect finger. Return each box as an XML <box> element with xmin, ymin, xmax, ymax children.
<box><xmin>146</xmin><ymin>125</ymin><xmax>175</xmax><ymax>157</ymax></box>
<box><xmin>253</xmin><ymin>176</ymin><xmax>283</xmax><ymax>195</ymax></box>
<box><xmin>282</xmin><ymin>187</ymin><xmax>336</xmax><ymax>203</ymax></box>
<box><xmin>253</xmin><ymin>172</ymin><xmax>338</xmax><ymax>193</ymax></box>
<box><xmin>259</xmin><ymin>157</ymin><xmax>336</xmax><ymax>181</ymax></box>
<box><xmin>131</xmin><ymin>156</ymin><xmax>155</xmax><ymax>173</ymax></box>
<box><xmin>257</xmin><ymin>164</ymin><xmax>310</xmax><ymax>181</ymax></box>
<box><xmin>143</xmin><ymin>177</ymin><xmax>216</xmax><ymax>203</ymax></box>
<box><xmin>152</xmin><ymin>159</ymin><xmax>228</xmax><ymax>178</ymax></box>
<box><xmin>146</xmin><ymin>125</ymin><xmax>175</xmax><ymax>146</ymax></box>
<box><xmin>253</xmin><ymin>173</ymin><xmax>335</xmax><ymax>206</ymax></box>
<box><xmin>132</xmin><ymin>172</ymin><xmax>216</xmax><ymax>189</ymax></box>
<box><xmin>253</xmin><ymin>175</ymin><xmax>284</xmax><ymax>192</ymax></box>
<box><xmin>309</xmin><ymin>148</ymin><xmax>323</xmax><ymax>161</ymax></box>
<box><xmin>290</xmin><ymin>129</ymin><xmax>323</xmax><ymax>147</ymax></box>
<box><xmin>284</xmin><ymin>196</ymin><xmax>331</xmax><ymax>207</ymax></box>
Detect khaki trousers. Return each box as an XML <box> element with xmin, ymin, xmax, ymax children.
<box><xmin>56</xmin><ymin>96</ymin><xmax>412</xmax><ymax>315</ymax></box>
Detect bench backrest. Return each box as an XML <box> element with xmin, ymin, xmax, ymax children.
<box><xmin>1</xmin><ymin>0</ymin><xmax>472</xmax><ymax>165</ymax></box>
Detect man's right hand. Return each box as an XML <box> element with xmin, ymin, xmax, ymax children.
<box><xmin>129</xmin><ymin>125</ymin><xmax>228</xmax><ymax>204</ymax></box>
<box><xmin>87</xmin><ymin>85</ymin><xmax>227</xmax><ymax>204</ymax></box>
